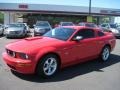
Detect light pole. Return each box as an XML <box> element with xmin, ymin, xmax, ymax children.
<box><xmin>89</xmin><ymin>0</ymin><xmax>92</xmax><ymax>15</ymax></box>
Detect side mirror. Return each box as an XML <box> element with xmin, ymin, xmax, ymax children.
<box><xmin>73</xmin><ymin>36</ymin><xmax>83</xmax><ymax>41</ymax></box>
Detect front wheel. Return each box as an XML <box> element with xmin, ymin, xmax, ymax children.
<box><xmin>100</xmin><ymin>46</ymin><xmax>110</xmax><ymax>61</ymax></box>
<box><xmin>36</xmin><ymin>54</ymin><xmax>59</xmax><ymax>78</ymax></box>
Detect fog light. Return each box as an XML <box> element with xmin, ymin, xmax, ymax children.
<box><xmin>16</xmin><ymin>63</ymin><xmax>31</xmax><ymax>67</ymax></box>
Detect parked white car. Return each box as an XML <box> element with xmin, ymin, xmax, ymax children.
<box><xmin>100</xmin><ymin>23</ymin><xmax>120</xmax><ymax>37</ymax></box>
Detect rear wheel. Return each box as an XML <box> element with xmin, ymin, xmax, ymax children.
<box><xmin>100</xmin><ymin>46</ymin><xmax>110</xmax><ymax>61</ymax></box>
<box><xmin>36</xmin><ymin>54</ymin><xmax>59</xmax><ymax>78</ymax></box>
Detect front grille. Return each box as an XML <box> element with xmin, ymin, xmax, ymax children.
<box><xmin>6</xmin><ymin>49</ymin><xmax>15</xmax><ymax>57</ymax></box>
<box><xmin>9</xmin><ymin>31</ymin><xmax>21</xmax><ymax>34</ymax></box>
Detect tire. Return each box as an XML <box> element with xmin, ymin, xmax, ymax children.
<box><xmin>100</xmin><ymin>46</ymin><xmax>110</xmax><ymax>62</ymax></box>
<box><xmin>36</xmin><ymin>54</ymin><xmax>59</xmax><ymax>78</ymax></box>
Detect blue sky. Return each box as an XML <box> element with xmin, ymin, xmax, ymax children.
<box><xmin>0</xmin><ymin>0</ymin><xmax>119</xmax><ymax>9</ymax></box>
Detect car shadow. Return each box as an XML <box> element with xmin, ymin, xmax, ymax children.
<box><xmin>5</xmin><ymin>34</ymin><xmax>32</xmax><ymax>39</ymax></box>
<box><xmin>11</xmin><ymin>54</ymin><xmax>120</xmax><ymax>83</ymax></box>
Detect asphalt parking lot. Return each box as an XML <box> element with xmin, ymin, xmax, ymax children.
<box><xmin>0</xmin><ymin>36</ymin><xmax>120</xmax><ymax>90</ymax></box>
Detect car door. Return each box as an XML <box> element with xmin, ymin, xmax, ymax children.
<box><xmin>71</xmin><ymin>29</ymin><xmax>99</xmax><ymax>62</ymax></box>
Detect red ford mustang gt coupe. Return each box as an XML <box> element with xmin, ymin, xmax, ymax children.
<box><xmin>2</xmin><ymin>26</ymin><xmax>116</xmax><ymax>78</ymax></box>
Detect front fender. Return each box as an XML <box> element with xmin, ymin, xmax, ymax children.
<box><xmin>35</xmin><ymin>47</ymin><xmax>59</xmax><ymax>62</ymax></box>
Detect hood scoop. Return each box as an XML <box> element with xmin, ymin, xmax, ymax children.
<box><xmin>24</xmin><ymin>37</ymin><xmax>43</xmax><ymax>41</ymax></box>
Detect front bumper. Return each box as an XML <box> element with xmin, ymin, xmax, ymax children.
<box><xmin>5</xmin><ymin>31</ymin><xmax>26</xmax><ymax>38</ymax></box>
<box><xmin>2</xmin><ymin>52</ymin><xmax>36</xmax><ymax>74</ymax></box>
<box><xmin>5</xmin><ymin>34</ymin><xmax>25</xmax><ymax>38</ymax></box>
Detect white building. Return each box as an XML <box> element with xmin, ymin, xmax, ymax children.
<box><xmin>0</xmin><ymin>3</ymin><xmax>120</xmax><ymax>25</ymax></box>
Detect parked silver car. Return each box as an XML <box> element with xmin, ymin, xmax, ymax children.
<box><xmin>34</xmin><ymin>21</ymin><xmax>52</xmax><ymax>36</ymax></box>
<box><xmin>100</xmin><ymin>23</ymin><xmax>120</xmax><ymax>37</ymax></box>
<box><xmin>4</xmin><ymin>23</ymin><xmax>27</xmax><ymax>38</ymax></box>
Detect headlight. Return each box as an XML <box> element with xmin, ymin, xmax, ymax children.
<box><xmin>6</xmin><ymin>49</ymin><xmax>16</xmax><ymax>57</ymax></box>
<box><xmin>4</xmin><ymin>30</ymin><xmax>9</xmax><ymax>34</ymax></box>
<box><xmin>35</xmin><ymin>28</ymin><xmax>39</xmax><ymax>32</ymax></box>
<box><xmin>16</xmin><ymin>52</ymin><xmax>29</xmax><ymax>60</ymax></box>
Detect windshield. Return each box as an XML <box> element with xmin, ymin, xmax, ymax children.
<box><xmin>36</xmin><ymin>22</ymin><xmax>49</xmax><ymax>27</ymax></box>
<box><xmin>8</xmin><ymin>24</ymin><xmax>24</xmax><ymax>28</ymax></box>
<box><xmin>43</xmin><ymin>27</ymin><xmax>75</xmax><ymax>41</ymax></box>
<box><xmin>110</xmin><ymin>24</ymin><xmax>117</xmax><ymax>28</ymax></box>
<box><xmin>61</xmin><ymin>22</ymin><xmax>74</xmax><ymax>26</ymax></box>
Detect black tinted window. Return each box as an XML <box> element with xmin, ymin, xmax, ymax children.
<box><xmin>75</xmin><ymin>29</ymin><xmax>95</xmax><ymax>39</ymax></box>
<box><xmin>98</xmin><ymin>31</ymin><xmax>105</xmax><ymax>36</ymax></box>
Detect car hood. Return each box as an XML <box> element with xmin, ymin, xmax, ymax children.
<box><xmin>6</xmin><ymin>27</ymin><xmax>24</xmax><ymax>31</ymax></box>
<box><xmin>6</xmin><ymin>37</ymin><xmax>65</xmax><ymax>53</ymax></box>
<box><xmin>35</xmin><ymin>26</ymin><xmax>50</xmax><ymax>29</ymax></box>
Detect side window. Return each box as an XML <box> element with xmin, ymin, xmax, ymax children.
<box><xmin>98</xmin><ymin>31</ymin><xmax>105</xmax><ymax>37</ymax></box>
<box><xmin>101</xmin><ymin>24</ymin><xmax>108</xmax><ymax>28</ymax></box>
<box><xmin>75</xmin><ymin>29</ymin><xmax>95</xmax><ymax>39</ymax></box>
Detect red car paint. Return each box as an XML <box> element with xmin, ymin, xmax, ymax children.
<box><xmin>2</xmin><ymin>26</ymin><xmax>116</xmax><ymax>74</ymax></box>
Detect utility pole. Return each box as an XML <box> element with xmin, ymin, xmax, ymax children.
<box><xmin>89</xmin><ymin>0</ymin><xmax>92</xmax><ymax>15</ymax></box>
